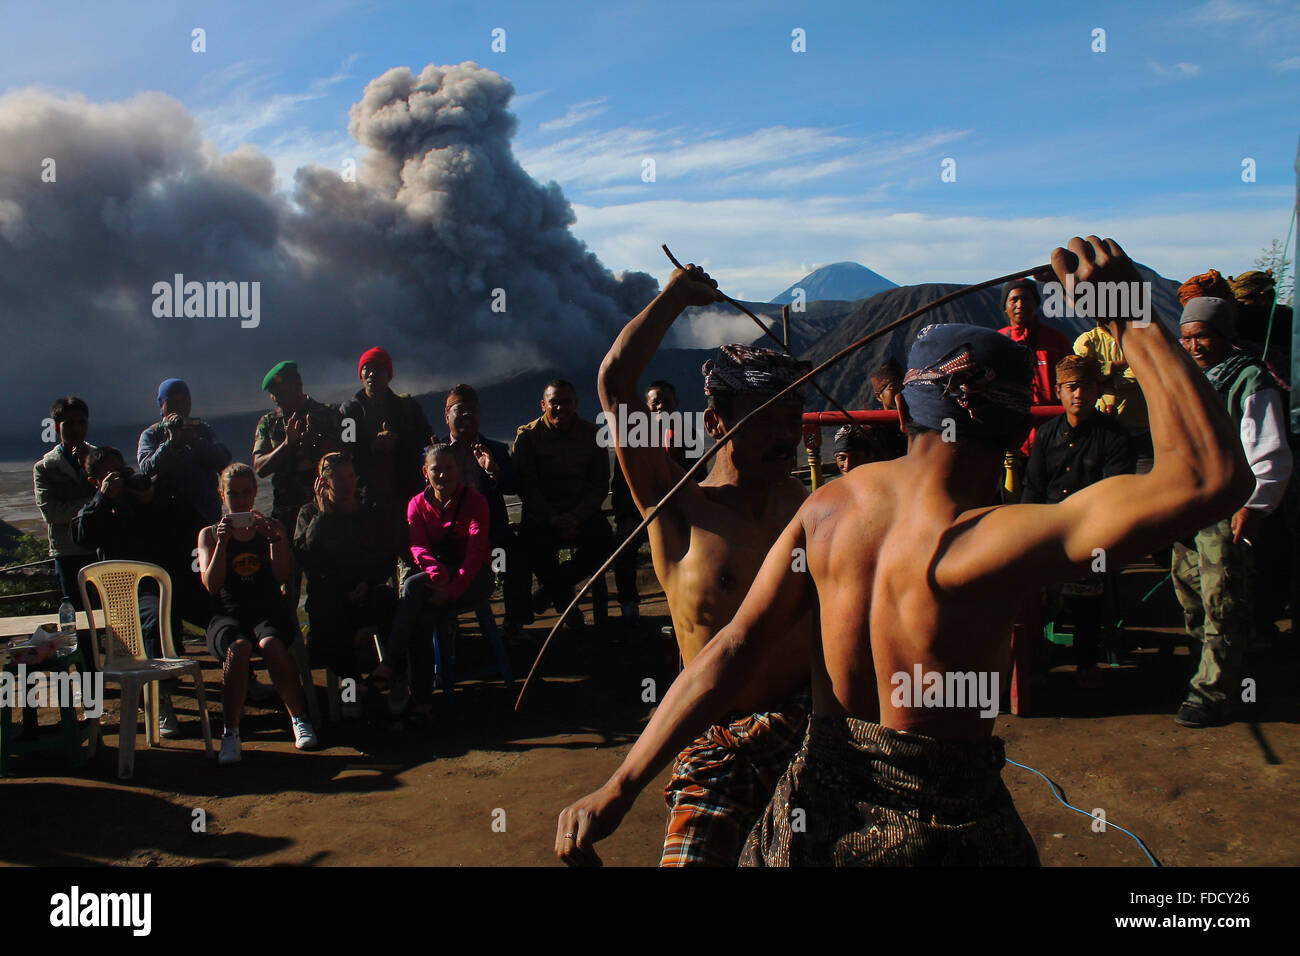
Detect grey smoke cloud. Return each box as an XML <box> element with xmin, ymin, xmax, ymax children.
<box><xmin>0</xmin><ymin>62</ymin><xmax>656</xmax><ymax>439</ymax></box>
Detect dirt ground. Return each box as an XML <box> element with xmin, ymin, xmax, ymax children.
<box><xmin>2</xmin><ymin>565</ymin><xmax>1298</xmax><ymax>868</ymax></box>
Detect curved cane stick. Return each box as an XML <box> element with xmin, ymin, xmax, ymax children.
<box><xmin>514</xmin><ymin>258</ymin><xmax>1053</xmax><ymax>710</ymax></box>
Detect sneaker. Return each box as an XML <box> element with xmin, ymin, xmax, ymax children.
<box><xmin>218</xmin><ymin>731</ymin><xmax>241</xmax><ymax>765</ymax></box>
<box><xmin>158</xmin><ymin>696</ymin><xmax>180</xmax><ymax>737</ymax></box>
<box><xmin>291</xmin><ymin>716</ymin><xmax>318</xmax><ymax>750</ymax></box>
<box><xmin>1174</xmin><ymin>701</ymin><xmax>1217</xmax><ymax>728</ymax></box>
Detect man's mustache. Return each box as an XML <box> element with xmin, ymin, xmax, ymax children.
<box><xmin>762</xmin><ymin>445</ymin><xmax>795</xmax><ymax>462</ymax></box>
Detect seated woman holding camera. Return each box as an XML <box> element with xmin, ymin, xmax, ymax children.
<box><xmin>293</xmin><ymin>452</ymin><xmax>398</xmax><ymax>718</ymax></box>
<box><xmin>197</xmin><ymin>463</ymin><xmax>318</xmax><ymax>764</ymax></box>
<box><xmin>369</xmin><ymin>444</ymin><xmax>492</xmax><ymax>719</ymax></box>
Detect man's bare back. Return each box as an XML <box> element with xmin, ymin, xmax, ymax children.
<box><xmin>804</xmin><ymin>448</ymin><xmax>1018</xmax><ymax>739</ymax></box>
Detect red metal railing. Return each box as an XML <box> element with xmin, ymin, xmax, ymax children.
<box><xmin>803</xmin><ymin>406</ymin><xmax>1065</xmax><ymax>428</ymax></box>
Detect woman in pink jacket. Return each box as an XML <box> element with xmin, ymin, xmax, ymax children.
<box><xmin>370</xmin><ymin>443</ymin><xmax>492</xmax><ymax>717</ymax></box>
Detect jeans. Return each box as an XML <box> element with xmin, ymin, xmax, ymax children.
<box><xmin>383</xmin><ymin>567</ymin><xmax>493</xmax><ymax>697</ymax></box>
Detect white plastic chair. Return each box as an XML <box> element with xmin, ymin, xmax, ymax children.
<box><xmin>77</xmin><ymin>560</ymin><xmax>214</xmax><ymax>779</ymax></box>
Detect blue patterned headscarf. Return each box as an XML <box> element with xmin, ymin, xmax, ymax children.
<box><xmin>902</xmin><ymin>324</ymin><xmax>1034</xmax><ymax>444</ymax></box>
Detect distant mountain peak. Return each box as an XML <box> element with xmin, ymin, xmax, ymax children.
<box><xmin>771</xmin><ymin>261</ymin><xmax>898</xmax><ymax>305</ymax></box>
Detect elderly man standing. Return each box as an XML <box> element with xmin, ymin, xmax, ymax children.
<box><xmin>33</xmin><ymin>396</ymin><xmax>96</xmax><ymax>610</ymax></box>
<box><xmin>1174</xmin><ymin>296</ymin><xmax>1293</xmax><ymax>728</ymax></box>
<box><xmin>509</xmin><ymin>380</ymin><xmax>613</xmax><ymax>628</ymax></box>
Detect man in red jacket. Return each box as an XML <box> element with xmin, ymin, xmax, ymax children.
<box><xmin>998</xmin><ymin>278</ymin><xmax>1072</xmax><ymax>497</ymax></box>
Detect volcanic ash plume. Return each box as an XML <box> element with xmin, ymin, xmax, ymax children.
<box><xmin>0</xmin><ymin>61</ymin><xmax>656</xmax><ymax>436</ymax></box>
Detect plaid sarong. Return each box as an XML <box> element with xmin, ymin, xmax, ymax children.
<box><xmin>660</xmin><ymin>693</ymin><xmax>810</xmax><ymax>867</ymax></box>
<box><xmin>740</xmin><ymin>715</ymin><xmax>1039</xmax><ymax>866</ymax></box>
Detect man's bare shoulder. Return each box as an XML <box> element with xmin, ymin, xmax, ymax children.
<box><xmin>803</xmin><ymin>460</ymin><xmax>900</xmax><ymax>532</ymax></box>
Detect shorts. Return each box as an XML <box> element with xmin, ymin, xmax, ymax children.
<box><xmin>205</xmin><ymin>614</ymin><xmax>297</xmax><ymax>661</ymax></box>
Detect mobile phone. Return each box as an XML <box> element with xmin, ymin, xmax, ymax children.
<box><xmin>225</xmin><ymin>512</ymin><xmax>257</xmax><ymax>530</ymax></box>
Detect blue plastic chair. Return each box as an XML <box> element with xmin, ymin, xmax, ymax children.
<box><xmin>432</xmin><ymin>600</ymin><xmax>515</xmax><ymax>697</ymax></box>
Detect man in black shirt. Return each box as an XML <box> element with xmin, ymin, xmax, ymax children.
<box><xmin>338</xmin><ymin>348</ymin><xmax>433</xmax><ymax>541</ymax></box>
<box><xmin>1024</xmin><ymin>355</ymin><xmax>1135</xmax><ymax>687</ymax></box>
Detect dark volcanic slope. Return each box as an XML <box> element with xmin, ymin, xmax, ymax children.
<box><xmin>800</xmin><ymin>263</ymin><xmax>1182</xmax><ymax>413</ymax></box>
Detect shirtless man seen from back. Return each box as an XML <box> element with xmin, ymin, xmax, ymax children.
<box><xmin>557</xmin><ymin>237</ymin><xmax>1252</xmax><ymax>866</ymax></box>
<box><xmin>579</xmin><ymin>263</ymin><xmax>816</xmax><ymax>866</ymax></box>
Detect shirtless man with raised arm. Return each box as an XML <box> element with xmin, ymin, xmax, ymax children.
<box><xmin>590</xmin><ymin>263</ymin><xmax>816</xmax><ymax>866</ymax></box>
<box><xmin>557</xmin><ymin>237</ymin><xmax>1253</xmax><ymax>866</ymax></box>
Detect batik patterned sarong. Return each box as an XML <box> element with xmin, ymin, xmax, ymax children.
<box><xmin>740</xmin><ymin>715</ymin><xmax>1039</xmax><ymax>866</ymax></box>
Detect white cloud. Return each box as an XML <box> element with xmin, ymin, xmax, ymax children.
<box><xmin>511</xmin><ymin>88</ymin><xmax>551</xmax><ymax>109</ymax></box>
<box><xmin>539</xmin><ymin>97</ymin><xmax>609</xmax><ymax>131</ymax></box>
<box><xmin>1189</xmin><ymin>0</ymin><xmax>1255</xmax><ymax>23</ymax></box>
<box><xmin>1276</xmin><ymin>56</ymin><xmax>1300</xmax><ymax>70</ymax></box>
<box><xmin>569</xmin><ymin>194</ymin><xmax>1289</xmax><ymax>301</ymax></box>
<box><xmin>518</xmin><ymin>123</ymin><xmax>969</xmax><ymax>194</ymax></box>
<box><xmin>195</xmin><ymin>58</ymin><xmax>357</xmax><ymax>148</ymax></box>
<box><xmin>1149</xmin><ymin>60</ymin><xmax>1201</xmax><ymax>78</ymax></box>
<box><xmin>665</xmin><ymin>307</ymin><xmax>761</xmax><ymax>348</ymax></box>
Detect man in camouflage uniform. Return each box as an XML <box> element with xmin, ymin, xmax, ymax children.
<box><xmin>252</xmin><ymin>361</ymin><xmax>343</xmax><ymax>534</ymax></box>
<box><xmin>1174</xmin><ymin>297</ymin><xmax>1292</xmax><ymax>727</ymax></box>
<box><xmin>252</xmin><ymin>361</ymin><xmax>344</xmax><ymax>672</ymax></box>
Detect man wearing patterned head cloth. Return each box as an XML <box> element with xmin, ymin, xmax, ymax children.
<box><xmin>557</xmin><ymin>236</ymin><xmax>1254</xmax><ymax>868</ymax></box>
<box><xmin>832</xmin><ymin>425</ymin><xmax>873</xmax><ymax>474</ymax></box>
<box><xmin>1228</xmin><ymin>270</ymin><xmax>1292</xmax><ymax>387</ymax></box>
<box><xmin>1178</xmin><ymin>269</ymin><xmax>1235</xmax><ymax>306</ymax></box>
<box><xmin>556</xmin><ymin>262</ymin><xmax>815</xmax><ymax>866</ymax></box>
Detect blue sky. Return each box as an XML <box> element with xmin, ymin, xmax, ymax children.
<box><xmin>2</xmin><ymin>0</ymin><xmax>1296</xmax><ymax>303</ymax></box>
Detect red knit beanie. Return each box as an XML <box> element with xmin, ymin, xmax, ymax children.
<box><xmin>358</xmin><ymin>346</ymin><xmax>393</xmax><ymax>379</ymax></box>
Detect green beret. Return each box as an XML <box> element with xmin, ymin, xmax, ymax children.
<box><xmin>262</xmin><ymin>360</ymin><xmax>300</xmax><ymax>391</ymax></box>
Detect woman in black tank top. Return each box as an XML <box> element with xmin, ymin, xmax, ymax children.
<box><xmin>197</xmin><ymin>463</ymin><xmax>317</xmax><ymax>763</ymax></box>
<box><xmin>213</xmin><ymin>531</ymin><xmax>285</xmax><ymax>622</ymax></box>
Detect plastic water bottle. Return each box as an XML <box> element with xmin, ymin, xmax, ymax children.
<box><xmin>57</xmin><ymin>599</ymin><xmax>83</xmax><ymax>708</ymax></box>
<box><xmin>58</xmin><ymin>599</ymin><xmax>75</xmax><ymax>636</ymax></box>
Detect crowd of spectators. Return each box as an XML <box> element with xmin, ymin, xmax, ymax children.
<box><xmin>26</xmin><ymin>264</ymin><xmax>1297</xmax><ymax>758</ymax></box>
<box><xmin>30</xmin><ymin>351</ymin><xmax>681</xmax><ymax>763</ymax></box>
